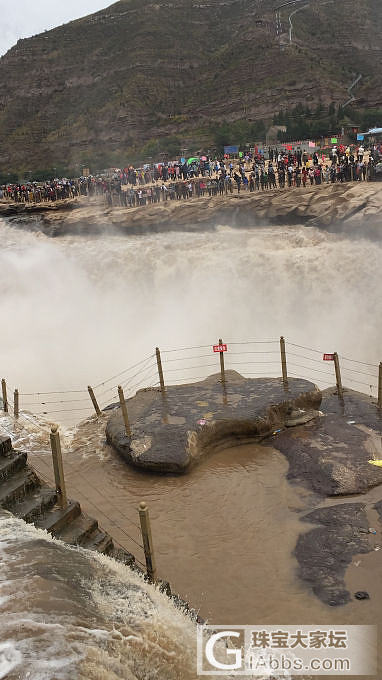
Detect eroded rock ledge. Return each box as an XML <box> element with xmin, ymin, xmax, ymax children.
<box><xmin>2</xmin><ymin>182</ymin><xmax>381</xmax><ymax>238</ymax></box>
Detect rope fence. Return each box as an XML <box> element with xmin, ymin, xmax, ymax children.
<box><xmin>2</xmin><ymin>335</ymin><xmax>382</xmax><ymax>580</ymax></box>
<box><xmin>1</xmin><ymin>338</ymin><xmax>382</xmax><ymax>425</ymax></box>
<box><xmin>36</xmin><ymin>455</ymin><xmax>146</xmax><ymax>567</ymax></box>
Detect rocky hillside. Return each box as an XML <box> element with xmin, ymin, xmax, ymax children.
<box><xmin>0</xmin><ymin>0</ymin><xmax>381</xmax><ymax>174</ymax></box>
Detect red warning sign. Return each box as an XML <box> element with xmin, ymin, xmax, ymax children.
<box><xmin>213</xmin><ymin>344</ymin><xmax>227</xmax><ymax>353</ymax></box>
<box><xmin>323</xmin><ymin>354</ymin><xmax>334</xmax><ymax>361</ymax></box>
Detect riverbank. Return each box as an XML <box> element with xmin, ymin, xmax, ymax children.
<box><xmin>1</xmin><ymin>181</ymin><xmax>381</xmax><ymax>237</ymax></box>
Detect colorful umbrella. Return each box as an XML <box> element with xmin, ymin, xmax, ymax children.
<box><xmin>187</xmin><ymin>157</ymin><xmax>199</xmax><ymax>165</ymax></box>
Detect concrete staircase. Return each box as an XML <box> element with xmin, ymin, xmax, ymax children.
<box><xmin>0</xmin><ymin>435</ymin><xmax>136</xmax><ymax>567</ymax></box>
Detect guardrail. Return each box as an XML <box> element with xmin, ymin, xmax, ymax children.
<box><xmin>1</xmin><ymin>336</ymin><xmax>381</xmax><ymax>581</ymax></box>
<box><xmin>1</xmin><ymin>338</ymin><xmax>381</xmax><ymax>429</ymax></box>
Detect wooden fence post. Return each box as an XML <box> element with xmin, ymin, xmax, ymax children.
<box><xmin>14</xmin><ymin>389</ymin><xmax>19</xmax><ymax>419</ymax></box>
<box><xmin>333</xmin><ymin>352</ymin><xmax>343</xmax><ymax>400</ymax></box>
<box><xmin>280</xmin><ymin>336</ymin><xmax>288</xmax><ymax>389</ymax></box>
<box><xmin>139</xmin><ymin>501</ymin><xmax>156</xmax><ymax>581</ymax></box>
<box><xmin>378</xmin><ymin>362</ymin><xmax>382</xmax><ymax>409</ymax></box>
<box><xmin>156</xmin><ymin>347</ymin><xmax>166</xmax><ymax>394</ymax></box>
<box><xmin>118</xmin><ymin>385</ymin><xmax>131</xmax><ymax>436</ymax></box>
<box><xmin>88</xmin><ymin>385</ymin><xmax>101</xmax><ymax>416</ymax></box>
<box><xmin>218</xmin><ymin>338</ymin><xmax>226</xmax><ymax>386</ymax></box>
<box><xmin>1</xmin><ymin>379</ymin><xmax>8</xmax><ymax>413</ymax></box>
<box><xmin>50</xmin><ymin>426</ymin><xmax>68</xmax><ymax>509</ymax></box>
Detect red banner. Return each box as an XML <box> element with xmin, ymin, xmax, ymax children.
<box><xmin>323</xmin><ymin>354</ymin><xmax>334</xmax><ymax>361</ymax></box>
<box><xmin>213</xmin><ymin>344</ymin><xmax>227</xmax><ymax>353</ymax></box>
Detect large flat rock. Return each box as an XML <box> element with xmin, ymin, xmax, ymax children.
<box><xmin>106</xmin><ymin>372</ymin><xmax>321</xmax><ymax>472</ymax></box>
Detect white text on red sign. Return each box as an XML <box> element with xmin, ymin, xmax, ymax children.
<box><xmin>213</xmin><ymin>344</ymin><xmax>228</xmax><ymax>353</ymax></box>
<box><xmin>323</xmin><ymin>353</ymin><xmax>334</xmax><ymax>361</ymax></box>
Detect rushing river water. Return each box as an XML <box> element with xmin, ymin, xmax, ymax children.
<box><xmin>0</xmin><ymin>217</ymin><xmax>381</xmax><ymax>400</ymax></box>
<box><xmin>0</xmin><ymin>509</ymin><xmax>205</xmax><ymax>680</ymax></box>
<box><xmin>1</xmin><ymin>216</ymin><xmax>382</xmax><ymax>678</ymax></box>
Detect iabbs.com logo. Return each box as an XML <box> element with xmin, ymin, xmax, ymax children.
<box><xmin>197</xmin><ymin>625</ymin><xmax>376</xmax><ymax>676</ymax></box>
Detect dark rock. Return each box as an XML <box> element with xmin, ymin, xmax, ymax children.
<box><xmin>295</xmin><ymin>503</ymin><xmax>371</xmax><ymax>606</ymax></box>
<box><xmin>355</xmin><ymin>591</ymin><xmax>370</xmax><ymax>600</ymax></box>
<box><xmin>272</xmin><ymin>390</ymin><xmax>382</xmax><ymax>496</ymax></box>
<box><xmin>106</xmin><ymin>372</ymin><xmax>321</xmax><ymax>473</ymax></box>
<box><xmin>373</xmin><ymin>500</ymin><xmax>382</xmax><ymax>521</ymax></box>
<box><xmin>158</xmin><ymin>580</ymin><xmax>172</xmax><ymax>596</ymax></box>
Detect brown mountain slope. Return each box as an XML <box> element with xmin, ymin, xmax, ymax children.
<box><xmin>0</xmin><ymin>0</ymin><xmax>381</xmax><ymax>174</ymax></box>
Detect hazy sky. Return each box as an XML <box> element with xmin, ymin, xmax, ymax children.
<box><xmin>0</xmin><ymin>0</ymin><xmax>113</xmax><ymax>56</ymax></box>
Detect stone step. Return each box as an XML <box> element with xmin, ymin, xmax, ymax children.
<box><xmin>0</xmin><ymin>451</ymin><xmax>27</xmax><ymax>482</ymax></box>
<box><xmin>35</xmin><ymin>500</ymin><xmax>81</xmax><ymax>535</ymax></box>
<box><xmin>13</xmin><ymin>486</ymin><xmax>58</xmax><ymax>523</ymax></box>
<box><xmin>84</xmin><ymin>528</ymin><xmax>114</xmax><ymax>555</ymax></box>
<box><xmin>55</xmin><ymin>514</ymin><xmax>98</xmax><ymax>546</ymax></box>
<box><xmin>0</xmin><ymin>436</ymin><xmax>12</xmax><ymax>457</ymax></box>
<box><xmin>0</xmin><ymin>468</ymin><xmax>41</xmax><ymax>508</ymax></box>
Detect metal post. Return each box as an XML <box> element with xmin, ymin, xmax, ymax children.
<box><xmin>139</xmin><ymin>501</ymin><xmax>156</xmax><ymax>581</ymax></box>
<box><xmin>118</xmin><ymin>385</ymin><xmax>131</xmax><ymax>436</ymax></box>
<box><xmin>14</xmin><ymin>389</ymin><xmax>19</xmax><ymax>419</ymax></box>
<box><xmin>280</xmin><ymin>336</ymin><xmax>288</xmax><ymax>389</ymax></box>
<box><xmin>156</xmin><ymin>347</ymin><xmax>165</xmax><ymax>394</ymax></box>
<box><xmin>1</xmin><ymin>379</ymin><xmax>8</xmax><ymax>413</ymax></box>
<box><xmin>333</xmin><ymin>352</ymin><xmax>343</xmax><ymax>400</ymax></box>
<box><xmin>219</xmin><ymin>338</ymin><xmax>226</xmax><ymax>386</ymax></box>
<box><xmin>50</xmin><ymin>426</ymin><xmax>68</xmax><ymax>509</ymax></box>
<box><xmin>378</xmin><ymin>362</ymin><xmax>382</xmax><ymax>409</ymax></box>
<box><xmin>88</xmin><ymin>385</ymin><xmax>101</xmax><ymax>416</ymax></box>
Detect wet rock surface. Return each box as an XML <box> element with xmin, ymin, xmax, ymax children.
<box><xmin>106</xmin><ymin>372</ymin><xmax>320</xmax><ymax>473</ymax></box>
<box><xmin>295</xmin><ymin>503</ymin><xmax>371</xmax><ymax>606</ymax></box>
<box><xmin>271</xmin><ymin>388</ymin><xmax>382</xmax><ymax>605</ymax></box>
<box><xmin>272</xmin><ymin>388</ymin><xmax>382</xmax><ymax>496</ymax></box>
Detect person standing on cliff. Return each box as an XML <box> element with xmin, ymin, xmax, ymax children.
<box><xmin>268</xmin><ymin>163</ymin><xmax>276</xmax><ymax>188</ymax></box>
<box><xmin>234</xmin><ymin>172</ymin><xmax>241</xmax><ymax>192</ymax></box>
<box><xmin>287</xmin><ymin>164</ymin><xmax>293</xmax><ymax>187</ymax></box>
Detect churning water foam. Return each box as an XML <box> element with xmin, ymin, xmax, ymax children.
<box><xmin>0</xmin><ymin>218</ymin><xmax>381</xmax><ymax>403</ymax></box>
<box><xmin>0</xmin><ymin>509</ymin><xmax>212</xmax><ymax>680</ymax></box>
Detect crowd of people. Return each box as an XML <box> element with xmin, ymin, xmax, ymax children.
<box><xmin>1</xmin><ymin>141</ymin><xmax>381</xmax><ymax>208</ymax></box>
<box><xmin>100</xmin><ymin>143</ymin><xmax>379</xmax><ymax>207</ymax></box>
<box><xmin>0</xmin><ymin>178</ymin><xmax>91</xmax><ymax>203</ymax></box>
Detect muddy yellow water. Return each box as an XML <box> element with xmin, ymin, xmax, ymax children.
<box><xmin>1</xmin><ymin>217</ymin><xmax>382</xmax><ymax>676</ymax></box>
<box><xmin>11</xmin><ymin>413</ymin><xmax>380</xmax><ymax>633</ymax></box>
<box><xmin>2</xmin><ymin>411</ymin><xmax>382</xmax><ymax>679</ymax></box>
